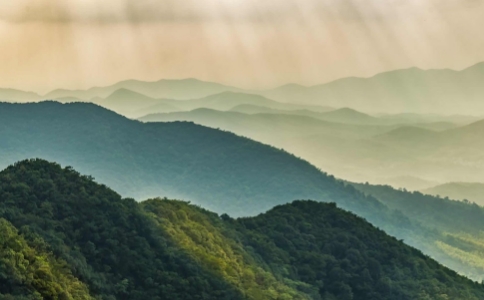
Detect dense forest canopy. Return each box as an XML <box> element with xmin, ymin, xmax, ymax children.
<box><xmin>0</xmin><ymin>159</ymin><xmax>483</xmax><ymax>299</ymax></box>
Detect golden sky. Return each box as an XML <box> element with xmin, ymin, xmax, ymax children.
<box><xmin>1</xmin><ymin>0</ymin><xmax>484</xmax><ymax>93</ymax></box>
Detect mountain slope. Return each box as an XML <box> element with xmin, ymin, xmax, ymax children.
<box><xmin>139</xmin><ymin>108</ymin><xmax>395</xmax><ymax>142</ymax></box>
<box><xmin>422</xmin><ymin>182</ymin><xmax>484</xmax><ymax>206</ymax></box>
<box><xmin>0</xmin><ymin>101</ymin><xmax>387</xmax><ymax>216</ymax></box>
<box><xmin>351</xmin><ymin>182</ymin><xmax>484</xmax><ymax>279</ymax></box>
<box><xmin>317</xmin><ymin>107</ymin><xmax>379</xmax><ymax>124</ymax></box>
<box><xmin>0</xmin><ymin>88</ymin><xmax>40</xmax><ymax>102</ymax></box>
<box><xmin>139</xmin><ymin>108</ymin><xmax>457</xmax><ymax>187</ymax></box>
<box><xmin>0</xmin><ymin>218</ymin><xmax>93</xmax><ymax>299</ymax></box>
<box><xmin>1</xmin><ymin>160</ymin><xmax>483</xmax><ymax>300</ymax></box>
<box><xmin>0</xmin><ymin>159</ymin><xmax>243</xmax><ymax>300</ymax></box>
<box><xmin>97</xmin><ymin>88</ymin><xmax>181</xmax><ymax>116</ymax></box>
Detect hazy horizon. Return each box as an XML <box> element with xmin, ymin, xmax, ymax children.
<box><xmin>2</xmin><ymin>0</ymin><xmax>484</xmax><ymax>94</ymax></box>
<box><xmin>3</xmin><ymin>61</ymin><xmax>484</xmax><ymax>96</ymax></box>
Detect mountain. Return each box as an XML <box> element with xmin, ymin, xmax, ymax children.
<box><xmin>0</xmin><ymin>88</ymin><xmax>40</xmax><ymax>102</ymax></box>
<box><xmin>352</xmin><ymin>182</ymin><xmax>484</xmax><ymax>279</ymax></box>
<box><xmin>0</xmin><ymin>101</ymin><xmax>387</xmax><ymax>216</ymax></box>
<box><xmin>89</xmin><ymin>90</ymin><xmax>333</xmax><ymax>118</ymax></box>
<box><xmin>154</xmin><ymin>91</ymin><xmax>334</xmax><ymax>113</ymax></box>
<box><xmin>264</xmin><ymin>63</ymin><xmax>484</xmax><ymax>115</ymax></box>
<box><xmin>422</xmin><ymin>182</ymin><xmax>484</xmax><ymax>206</ymax></box>
<box><xmin>377</xmin><ymin>112</ymin><xmax>480</xmax><ymax>125</ymax></box>
<box><xmin>45</xmin><ymin>78</ymin><xmax>243</xmax><ymax>100</ymax></box>
<box><xmin>97</xmin><ymin>89</ymin><xmax>181</xmax><ymax>117</ymax></box>
<box><xmin>1</xmin><ymin>159</ymin><xmax>483</xmax><ymax>300</ymax></box>
<box><xmin>230</xmin><ymin>105</ymin><xmax>458</xmax><ymax>130</ymax></box>
<box><xmin>373</xmin><ymin>126</ymin><xmax>444</xmax><ymax>150</ymax></box>
<box><xmin>0</xmin><ymin>159</ymin><xmax>243</xmax><ymax>300</ymax></box>
<box><xmin>138</xmin><ymin>108</ymin><xmax>458</xmax><ymax>187</ymax></box>
<box><xmin>317</xmin><ymin>107</ymin><xmax>379</xmax><ymax>124</ymax></box>
<box><xmin>366</xmin><ymin>119</ymin><xmax>484</xmax><ymax>184</ymax></box>
<box><xmin>4</xmin><ymin>101</ymin><xmax>484</xmax><ymax>280</ymax></box>
<box><xmin>230</xmin><ymin>104</ymin><xmax>292</xmax><ymax>114</ymax></box>
<box><xmin>138</xmin><ymin>108</ymin><xmax>396</xmax><ymax>142</ymax></box>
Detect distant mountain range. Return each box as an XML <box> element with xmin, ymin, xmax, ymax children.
<box><xmin>139</xmin><ymin>106</ymin><xmax>480</xmax><ymax>189</ymax></box>
<box><xmin>263</xmin><ymin>62</ymin><xmax>484</xmax><ymax>115</ymax></box>
<box><xmin>2</xmin><ymin>62</ymin><xmax>484</xmax><ymax>115</ymax></box>
<box><xmin>64</xmin><ymin>90</ymin><xmax>334</xmax><ymax>118</ymax></box>
<box><xmin>0</xmin><ymin>88</ymin><xmax>41</xmax><ymax>102</ymax></box>
<box><xmin>46</xmin><ymin>78</ymin><xmax>244</xmax><ymax>100</ymax></box>
<box><xmin>2</xmin><ymin>101</ymin><xmax>484</xmax><ymax>280</ymax></box>
<box><xmin>422</xmin><ymin>182</ymin><xmax>484</xmax><ymax>206</ymax></box>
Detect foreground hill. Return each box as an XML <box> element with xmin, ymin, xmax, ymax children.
<box><xmin>1</xmin><ymin>160</ymin><xmax>483</xmax><ymax>300</ymax></box>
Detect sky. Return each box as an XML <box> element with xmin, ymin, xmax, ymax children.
<box><xmin>0</xmin><ymin>0</ymin><xmax>484</xmax><ymax>94</ymax></box>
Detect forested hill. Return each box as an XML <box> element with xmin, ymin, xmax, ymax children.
<box><xmin>0</xmin><ymin>101</ymin><xmax>382</xmax><ymax>217</ymax></box>
<box><xmin>1</xmin><ymin>159</ymin><xmax>483</xmax><ymax>300</ymax></box>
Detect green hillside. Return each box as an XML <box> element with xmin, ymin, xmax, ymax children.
<box><xmin>139</xmin><ymin>107</ymin><xmax>456</xmax><ymax>188</ymax></box>
<box><xmin>0</xmin><ymin>101</ymin><xmax>390</xmax><ymax>216</ymax></box>
<box><xmin>1</xmin><ymin>160</ymin><xmax>483</xmax><ymax>300</ymax></box>
<box><xmin>352</xmin><ymin>182</ymin><xmax>484</xmax><ymax>279</ymax></box>
<box><xmin>2</xmin><ymin>102</ymin><xmax>484</xmax><ymax>281</ymax></box>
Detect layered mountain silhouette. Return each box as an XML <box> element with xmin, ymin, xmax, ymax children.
<box><xmin>139</xmin><ymin>107</ymin><xmax>467</xmax><ymax>188</ymax></box>
<box><xmin>46</xmin><ymin>78</ymin><xmax>243</xmax><ymax>100</ymax></box>
<box><xmin>264</xmin><ymin>62</ymin><xmax>484</xmax><ymax>115</ymax></box>
<box><xmin>2</xmin><ymin>101</ymin><xmax>484</xmax><ymax>280</ymax></box>
<box><xmin>2</xmin><ymin>62</ymin><xmax>484</xmax><ymax>116</ymax></box>
<box><xmin>93</xmin><ymin>90</ymin><xmax>333</xmax><ymax>118</ymax></box>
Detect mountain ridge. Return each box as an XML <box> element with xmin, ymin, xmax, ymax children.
<box><xmin>1</xmin><ymin>159</ymin><xmax>484</xmax><ymax>299</ymax></box>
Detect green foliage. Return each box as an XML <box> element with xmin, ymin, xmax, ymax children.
<box><xmin>0</xmin><ymin>218</ymin><xmax>93</xmax><ymax>300</ymax></box>
<box><xmin>1</xmin><ymin>160</ymin><xmax>484</xmax><ymax>300</ymax></box>
<box><xmin>0</xmin><ymin>159</ymin><xmax>242</xmax><ymax>300</ymax></box>
<box><xmin>232</xmin><ymin>201</ymin><xmax>484</xmax><ymax>300</ymax></box>
<box><xmin>0</xmin><ymin>101</ymin><xmax>479</xmax><ymax>285</ymax></box>
<box><xmin>142</xmin><ymin>198</ymin><xmax>484</xmax><ymax>300</ymax></box>
<box><xmin>143</xmin><ymin>199</ymin><xmax>311</xmax><ymax>299</ymax></box>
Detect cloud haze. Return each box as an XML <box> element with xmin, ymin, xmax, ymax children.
<box><xmin>1</xmin><ymin>0</ymin><xmax>482</xmax><ymax>23</ymax></box>
<box><xmin>0</xmin><ymin>0</ymin><xmax>483</xmax><ymax>93</ymax></box>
